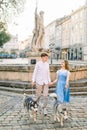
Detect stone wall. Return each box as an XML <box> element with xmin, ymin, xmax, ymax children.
<box><xmin>0</xmin><ymin>64</ymin><xmax>87</xmax><ymax>82</ymax></box>
<box><xmin>50</xmin><ymin>65</ymin><xmax>87</xmax><ymax>81</ymax></box>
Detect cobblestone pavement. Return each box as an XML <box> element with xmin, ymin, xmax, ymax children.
<box><xmin>0</xmin><ymin>91</ymin><xmax>87</xmax><ymax>130</ymax></box>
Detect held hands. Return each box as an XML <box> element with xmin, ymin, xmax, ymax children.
<box><xmin>49</xmin><ymin>82</ymin><xmax>54</xmax><ymax>87</ymax></box>
<box><xmin>65</xmin><ymin>84</ymin><xmax>68</xmax><ymax>89</ymax></box>
<box><xmin>32</xmin><ymin>82</ymin><xmax>36</xmax><ymax>87</ymax></box>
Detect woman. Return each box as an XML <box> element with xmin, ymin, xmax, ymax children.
<box><xmin>52</xmin><ymin>60</ymin><xmax>70</xmax><ymax>103</ymax></box>
<box><xmin>51</xmin><ymin>60</ymin><xmax>71</xmax><ymax>120</ymax></box>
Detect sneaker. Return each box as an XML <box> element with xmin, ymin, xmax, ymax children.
<box><xmin>43</xmin><ymin>108</ymin><xmax>47</xmax><ymax>116</ymax></box>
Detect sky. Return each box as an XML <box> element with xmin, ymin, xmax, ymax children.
<box><xmin>8</xmin><ymin>0</ymin><xmax>85</xmax><ymax>41</ymax></box>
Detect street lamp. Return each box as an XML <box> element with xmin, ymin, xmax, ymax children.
<box><xmin>50</xmin><ymin>49</ymin><xmax>52</xmax><ymax>64</ymax></box>
<box><xmin>49</xmin><ymin>43</ymin><xmax>54</xmax><ymax>64</ymax></box>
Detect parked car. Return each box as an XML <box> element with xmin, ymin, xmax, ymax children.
<box><xmin>0</xmin><ymin>53</ymin><xmax>17</xmax><ymax>59</ymax></box>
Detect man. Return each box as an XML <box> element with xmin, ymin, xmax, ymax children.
<box><xmin>32</xmin><ymin>52</ymin><xmax>51</xmax><ymax>115</ymax></box>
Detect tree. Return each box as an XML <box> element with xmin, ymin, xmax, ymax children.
<box><xmin>0</xmin><ymin>31</ymin><xmax>11</xmax><ymax>47</ymax></box>
<box><xmin>0</xmin><ymin>0</ymin><xmax>26</xmax><ymax>23</ymax></box>
<box><xmin>0</xmin><ymin>0</ymin><xmax>26</xmax><ymax>47</ymax></box>
<box><xmin>0</xmin><ymin>22</ymin><xmax>11</xmax><ymax>47</ymax></box>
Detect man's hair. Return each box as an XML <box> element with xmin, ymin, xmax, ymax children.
<box><xmin>41</xmin><ymin>53</ymin><xmax>48</xmax><ymax>57</ymax></box>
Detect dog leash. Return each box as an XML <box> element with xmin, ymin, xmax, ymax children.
<box><xmin>31</xmin><ymin>82</ymin><xmax>37</xmax><ymax>101</ymax></box>
<box><xmin>31</xmin><ymin>82</ymin><xmax>34</xmax><ymax>96</ymax></box>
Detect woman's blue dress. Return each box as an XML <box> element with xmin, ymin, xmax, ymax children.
<box><xmin>55</xmin><ymin>69</ymin><xmax>70</xmax><ymax>103</ymax></box>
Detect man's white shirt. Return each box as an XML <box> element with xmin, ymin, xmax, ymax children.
<box><xmin>32</xmin><ymin>60</ymin><xmax>51</xmax><ymax>85</ymax></box>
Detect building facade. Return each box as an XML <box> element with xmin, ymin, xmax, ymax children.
<box><xmin>44</xmin><ymin>20</ymin><xmax>56</xmax><ymax>49</ymax></box>
<box><xmin>61</xmin><ymin>16</ymin><xmax>71</xmax><ymax>60</ymax></box>
<box><xmin>70</xmin><ymin>5</ymin><xmax>87</xmax><ymax>60</ymax></box>
<box><xmin>44</xmin><ymin>2</ymin><xmax>87</xmax><ymax>61</ymax></box>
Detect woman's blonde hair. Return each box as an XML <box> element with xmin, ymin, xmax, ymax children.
<box><xmin>64</xmin><ymin>60</ymin><xmax>69</xmax><ymax>70</ymax></box>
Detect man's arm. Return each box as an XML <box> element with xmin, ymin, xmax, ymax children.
<box><xmin>47</xmin><ymin>64</ymin><xmax>51</xmax><ymax>83</ymax></box>
<box><xmin>32</xmin><ymin>63</ymin><xmax>38</xmax><ymax>86</ymax></box>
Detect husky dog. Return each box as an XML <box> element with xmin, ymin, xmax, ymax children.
<box><xmin>49</xmin><ymin>93</ymin><xmax>68</xmax><ymax>126</ymax></box>
<box><xmin>23</xmin><ymin>93</ymin><xmax>38</xmax><ymax>122</ymax></box>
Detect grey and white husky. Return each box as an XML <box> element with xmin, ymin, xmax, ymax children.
<box><xmin>50</xmin><ymin>93</ymin><xmax>68</xmax><ymax>126</ymax></box>
<box><xmin>23</xmin><ymin>93</ymin><xmax>38</xmax><ymax>122</ymax></box>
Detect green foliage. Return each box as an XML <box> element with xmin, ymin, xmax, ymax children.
<box><xmin>11</xmin><ymin>51</ymin><xmax>16</xmax><ymax>54</ymax></box>
<box><xmin>0</xmin><ymin>31</ymin><xmax>11</xmax><ymax>47</ymax></box>
<box><xmin>0</xmin><ymin>0</ymin><xmax>26</xmax><ymax>23</ymax></box>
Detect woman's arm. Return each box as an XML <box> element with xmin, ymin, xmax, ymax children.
<box><xmin>65</xmin><ymin>71</ymin><xmax>70</xmax><ymax>88</ymax></box>
<box><xmin>51</xmin><ymin>72</ymin><xmax>58</xmax><ymax>85</ymax></box>
<box><xmin>49</xmin><ymin>71</ymin><xmax>58</xmax><ymax>86</ymax></box>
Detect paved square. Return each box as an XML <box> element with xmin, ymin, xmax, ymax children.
<box><xmin>0</xmin><ymin>91</ymin><xmax>87</xmax><ymax>130</ymax></box>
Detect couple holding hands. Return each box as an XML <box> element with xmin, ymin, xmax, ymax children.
<box><xmin>32</xmin><ymin>52</ymin><xmax>70</xmax><ymax>116</ymax></box>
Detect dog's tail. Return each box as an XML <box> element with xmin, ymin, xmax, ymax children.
<box><xmin>49</xmin><ymin>93</ymin><xmax>57</xmax><ymax>100</ymax></box>
<box><xmin>24</xmin><ymin>93</ymin><xmax>27</xmax><ymax>97</ymax></box>
<box><xmin>23</xmin><ymin>93</ymin><xmax>28</xmax><ymax>100</ymax></box>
